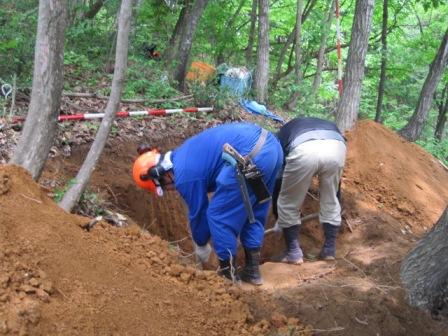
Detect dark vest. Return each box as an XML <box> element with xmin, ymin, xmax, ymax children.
<box><xmin>276</xmin><ymin>117</ymin><xmax>344</xmax><ymax>156</ymax></box>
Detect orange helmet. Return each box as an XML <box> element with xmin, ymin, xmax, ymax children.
<box><xmin>132</xmin><ymin>149</ymin><xmax>163</xmax><ymax>196</ymax></box>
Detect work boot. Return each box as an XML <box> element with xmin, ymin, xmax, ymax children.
<box><xmin>240</xmin><ymin>248</ymin><xmax>263</xmax><ymax>286</ymax></box>
<box><xmin>217</xmin><ymin>258</ymin><xmax>241</xmax><ymax>284</ymax></box>
<box><xmin>319</xmin><ymin>222</ymin><xmax>339</xmax><ymax>260</ymax></box>
<box><xmin>273</xmin><ymin>225</ymin><xmax>303</xmax><ymax>264</ymax></box>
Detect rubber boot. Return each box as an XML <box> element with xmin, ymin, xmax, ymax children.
<box><xmin>278</xmin><ymin>225</ymin><xmax>303</xmax><ymax>264</ymax></box>
<box><xmin>319</xmin><ymin>222</ymin><xmax>339</xmax><ymax>260</ymax></box>
<box><xmin>217</xmin><ymin>258</ymin><xmax>241</xmax><ymax>283</ymax></box>
<box><xmin>239</xmin><ymin>248</ymin><xmax>263</xmax><ymax>286</ymax></box>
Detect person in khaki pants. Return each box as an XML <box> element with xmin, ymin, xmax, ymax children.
<box><xmin>272</xmin><ymin>117</ymin><xmax>346</xmax><ymax>264</ymax></box>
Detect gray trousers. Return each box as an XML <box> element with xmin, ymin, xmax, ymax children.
<box><xmin>277</xmin><ymin>139</ymin><xmax>346</xmax><ymax>228</ymax></box>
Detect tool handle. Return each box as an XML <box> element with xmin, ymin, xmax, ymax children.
<box><xmin>223</xmin><ymin>143</ymin><xmax>246</xmax><ymax>166</ymax></box>
<box><xmin>222</xmin><ymin>152</ymin><xmax>237</xmax><ymax>167</ymax></box>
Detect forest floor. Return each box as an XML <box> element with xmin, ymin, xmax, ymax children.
<box><xmin>1</xmin><ymin>96</ymin><xmax>448</xmax><ymax>335</ymax></box>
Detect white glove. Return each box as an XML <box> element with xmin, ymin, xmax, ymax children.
<box><xmin>273</xmin><ymin>221</ymin><xmax>282</xmax><ymax>233</ymax></box>
<box><xmin>194</xmin><ymin>243</ymin><xmax>212</xmax><ymax>263</ymax></box>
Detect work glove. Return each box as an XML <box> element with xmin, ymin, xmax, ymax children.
<box><xmin>194</xmin><ymin>243</ymin><xmax>212</xmax><ymax>263</ymax></box>
<box><xmin>272</xmin><ymin>221</ymin><xmax>282</xmax><ymax>233</ymax></box>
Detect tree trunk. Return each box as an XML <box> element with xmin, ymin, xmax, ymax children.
<box><xmin>163</xmin><ymin>1</ymin><xmax>191</xmax><ymax>65</ymax></box>
<box><xmin>311</xmin><ymin>0</ymin><xmax>335</xmax><ymax>97</ymax></box>
<box><xmin>285</xmin><ymin>0</ymin><xmax>304</xmax><ymax>111</ymax></box>
<box><xmin>253</xmin><ymin>0</ymin><xmax>270</xmax><ymax>103</ymax></box>
<box><xmin>374</xmin><ymin>0</ymin><xmax>388</xmax><ymax>123</ymax></box>
<box><xmin>435</xmin><ymin>83</ymin><xmax>448</xmax><ymax>141</ymax></box>
<box><xmin>400</xmin><ymin>28</ymin><xmax>448</xmax><ymax>142</ymax></box>
<box><xmin>10</xmin><ymin>0</ymin><xmax>67</xmax><ymax>180</ymax></box>
<box><xmin>59</xmin><ymin>0</ymin><xmax>134</xmax><ymax>212</ymax></box>
<box><xmin>335</xmin><ymin>0</ymin><xmax>375</xmax><ymax>133</ymax></box>
<box><xmin>245</xmin><ymin>0</ymin><xmax>258</xmax><ymax>66</ymax></box>
<box><xmin>83</xmin><ymin>0</ymin><xmax>105</xmax><ymax>19</ymax></box>
<box><xmin>401</xmin><ymin>207</ymin><xmax>448</xmax><ymax>321</ymax></box>
<box><xmin>172</xmin><ymin>0</ymin><xmax>209</xmax><ymax>91</ymax></box>
<box><xmin>272</xmin><ymin>0</ymin><xmax>316</xmax><ymax>90</ymax></box>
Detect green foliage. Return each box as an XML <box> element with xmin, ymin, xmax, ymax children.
<box><xmin>64</xmin><ymin>51</ymin><xmax>94</xmax><ymax>70</ymax></box>
<box><xmin>1</xmin><ymin>0</ymin><xmax>447</xmax><ymax>165</ymax></box>
<box><xmin>76</xmin><ymin>190</ymin><xmax>107</xmax><ymax>217</ymax></box>
<box><xmin>417</xmin><ymin>137</ymin><xmax>448</xmax><ymax>164</ymax></box>
<box><xmin>53</xmin><ymin>179</ymin><xmax>77</xmax><ymax>203</ymax></box>
<box><xmin>122</xmin><ymin>56</ymin><xmax>179</xmax><ymax>100</ymax></box>
<box><xmin>53</xmin><ymin>178</ymin><xmax>106</xmax><ymax>216</ymax></box>
<box><xmin>189</xmin><ymin>78</ymin><xmax>237</xmax><ymax>110</ymax></box>
<box><xmin>0</xmin><ymin>1</ymin><xmax>38</xmax><ymax>82</ymax></box>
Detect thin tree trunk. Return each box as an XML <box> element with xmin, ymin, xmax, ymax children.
<box><xmin>401</xmin><ymin>207</ymin><xmax>448</xmax><ymax>321</ymax></box>
<box><xmin>273</xmin><ymin>0</ymin><xmax>316</xmax><ymax>89</ymax></box>
<box><xmin>172</xmin><ymin>0</ymin><xmax>209</xmax><ymax>91</ymax></box>
<box><xmin>285</xmin><ymin>0</ymin><xmax>304</xmax><ymax>111</ymax></box>
<box><xmin>59</xmin><ymin>0</ymin><xmax>134</xmax><ymax>212</ymax></box>
<box><xmin>215</xmin><ymin>0</ymin><xmax>247</xmax><ymax>65</ymax></box>
<box><xmin>253</xmin><ymin>0</ymin><xmax>270</xmax><ymax>103</ymax></box>
<box><xmin>311</xmin><ymin>0</ymin><xmax>335</xmax><ymax>96</ymax></box>
<box><xmin>273</xmin><ymin>29</ymin><xmax>295</xmax><ymax>88</ymax></box>
<box><xmin>67</xmin><ymin>0</ymin><xmax>82</xmax><ymax>25</ymax></box>
<box><xmin>105</xmin><ymin>16</ymin><xmax>118</xmax><ymax>73</ymax></box>
<box><xmin>400</xmin><ymin>28</ymin><xmax>448</xmax><ymax>142</ymax></box>
<box><xmin>10</xmin><ymin>0</ymin><xmax>67</xmax><ymax>180</ymax></box>
<box><xmin>435</xmin><ymin>83</ymin><xmax>448</xmax><ymax>141</ymax></box>
<box><xmin>245</xmin><ymin>0</ymin><xmax>258</xmax><ymax>66</ymax></box>
<box><xmin>375</xmin><ymin>0</ymin><xmax>388</xmax><ymax>123</ymax></box>
<box><xmin>335</xmin><ymin>0</ymin><xmax>375</xmax><ymax>133</ymax></box>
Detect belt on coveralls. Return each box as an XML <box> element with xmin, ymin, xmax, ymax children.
<box><xmin>246</xmin><ymin>128</ymin><xmax>268</xmax><ymax>160</ymax></box>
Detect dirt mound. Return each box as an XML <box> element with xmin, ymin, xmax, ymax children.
<box><xmin>343</xmin><ymin>120</ymin><xmax>448</xmax><ymax>233</ymax></box>
<box><xmin>0</xmin><ymin>165</ymin><xmax>269</xmax><ymax>336</ymax></box>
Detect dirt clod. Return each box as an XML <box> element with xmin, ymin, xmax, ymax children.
<box><xmin>0</xmin><ymin>173</ymin><xmax>10</xmax><ymax>195</ymax></box>
<box><xmin>270</xmin><ymin>312</ymin><xmax>288</xmax><ymax>327</ymax></box>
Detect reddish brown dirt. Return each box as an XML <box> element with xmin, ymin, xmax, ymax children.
<box><xmin>256</xmin><ymin>120</ymin><xmax>448</xmax><ymax>336</ymax></box>
<box><xmin>3</xmin><ymin>116</ymin><xmax>448</xmax><ymax>335</ymax></box>
<box><xmin>0</xmin><ymin>165</ymin><xmax>311</xmax><ymax>335</ymax></box>
<box><xmin>342</xmin><ymin>120</ymin><xmax>448</xmax><ymax>233</ymax></box>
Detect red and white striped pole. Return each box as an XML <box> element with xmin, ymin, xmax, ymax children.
<box><xmin>12</xmin><ymin>107</ymin><xmax>213</xmax><ymax>123</ymax></box>
<box><xmin>335</xmin><ymin>0</ymin><xmax>343</xmax><ymax>97</ymax></box>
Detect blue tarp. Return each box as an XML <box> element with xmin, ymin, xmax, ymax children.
<box><xmin>240</xmin><ymin>99</ymin><xmax>284</xmax><ymax>124</ymax></box>
<box><xmin>220</xmin><ymin>74</ymin><xmax>251</xmax><ymax>97</ymax></box>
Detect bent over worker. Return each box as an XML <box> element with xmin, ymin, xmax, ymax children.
<box><xmin>273</xmin><ymin>117</ymin><xmax>346</xmax><ymax>264</ymax></box>
<box><xmin>133</xmin><ymin>123</ymin><xmax>283</xmax><ymax>285</ymax></box>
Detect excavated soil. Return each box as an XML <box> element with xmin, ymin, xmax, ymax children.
<box><xmin>1</xmin><ymin>165</ymin><xmax>312</xmax><ymax>335</ymax></box>
<box><xmin>2</xmin><ymin>115</ymin><xmax>448</xmax><ymax>335</ymax></box>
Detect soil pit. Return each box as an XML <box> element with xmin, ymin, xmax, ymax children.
<box><xmin>11</xmin><ymin>118</ymin><xmax>448</xmax><ymax>335</ymax></box>
<box><xmin>43</xmin><ymin>119</ymin><xmax>448</xmax><ymax>264</ymax></box>
<box><xmin>41</xmin><ymin>128</ymin><xmax>328</xmax><ymax>266</ymax></box>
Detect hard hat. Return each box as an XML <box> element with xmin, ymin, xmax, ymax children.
<box><xmin>132</xmin><ymin>149</ymin><xmax>163</xmax><ymax>196</ymax></box>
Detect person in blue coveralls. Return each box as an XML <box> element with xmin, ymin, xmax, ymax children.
<box><xmin>132</xmin><ymin>123</ymin><xmax>283</xmax><ymax>285</ymax></box>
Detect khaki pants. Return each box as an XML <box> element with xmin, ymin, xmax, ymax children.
<box><xmin>277</xmin><ymin>139</ymin><xmax>346</xmax><ymax>228</ymax></box>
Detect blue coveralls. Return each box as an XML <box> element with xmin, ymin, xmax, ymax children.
<box><xmin>171</xmin><ymin>123</ymin><xmax>283</xmax><ymax>260</ymax></box>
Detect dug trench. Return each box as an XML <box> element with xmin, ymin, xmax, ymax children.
<box><xmin>37</xmin><ymin>119</ymin><xmax>448</xmax><ymax>335</ymax></box>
